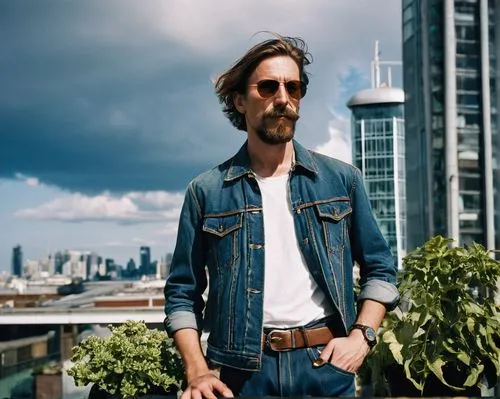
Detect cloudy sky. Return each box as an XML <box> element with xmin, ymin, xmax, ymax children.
<box><xmin>0</xmin><ymin>0</ymin><xmax>402</xmax><ymax>272</ymax></box>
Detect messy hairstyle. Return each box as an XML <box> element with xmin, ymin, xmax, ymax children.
<box><xmin>214</xmin><ymin>34</ymin><xmax>312</xmax><ymax>131</ymax></box>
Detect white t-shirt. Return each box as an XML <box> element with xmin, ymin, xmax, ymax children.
<box><xmin>255</xmin><ymin>173</ymin><xmax>333</xmax><ymax>328</ymax></box>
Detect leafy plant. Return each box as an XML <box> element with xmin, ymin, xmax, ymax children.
<box><xmin>67</xmin><ymin>320</ymin><xmax>184</xmax><ymax>398</ymax></box>
<box><xmin>33</xmin><ymin>361</ymin><xmax>63</xmax><ymax>375</ymax></box>
<box><xmin>377</xmin><ymin>236</ymin><xmax>500</xmax><ymax>394</ymax></box>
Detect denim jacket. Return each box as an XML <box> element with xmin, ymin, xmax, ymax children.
<box><xmin>164</xmin><ymin>140</ymin><xmax>399</xmax><ymax>371</ymax></box>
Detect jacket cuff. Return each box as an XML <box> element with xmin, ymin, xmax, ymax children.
<box><xmin>358</xmin><ymin>279</ymin><xmax>400</xmax><ymax>311</ymax></box>
<box><xmin>164</xmin><ymin>310</ymin><xmax>202</xmax><ymax>336</ymax></box>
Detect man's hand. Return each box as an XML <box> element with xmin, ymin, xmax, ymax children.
<box><xmin>315</xmin><ymin>329</ymin><xmax>369</xmax><ymax>373</ymax></box>
<box><xmin>181</xmin><ymin>371</ymin><xmax>234</xmax><ymax>399</ymax></box>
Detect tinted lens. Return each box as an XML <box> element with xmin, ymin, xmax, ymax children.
<box><xmin>255</xmin><ymin>80</ymin><xmax>306</xmax><ymax>99</ymax></box>
<box><xmin>256</xmin><ymin>80</ymin><xmax>280</xmax><ymax>98</ymax></box>
<box><xmin>285</xmin><ymin>81</ymin><xmax>304</xmax><ymax>100</ymax></box>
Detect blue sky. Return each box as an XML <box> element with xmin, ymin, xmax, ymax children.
<box><xmin>0</xmin><ymin>0</ymin><xmax>402</xmax><ymax>272</ymax></box>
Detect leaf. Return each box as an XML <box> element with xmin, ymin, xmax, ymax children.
<box><xmin>442</xmin><ymin>340</ymin><xmax>459</xmax><ymax>354</ymax></box>
<box><xmin>412</xmin><ymin>328</ymin><xmax>426</xmax><ymax>339</ymax></box>
<box><xmin>457</xmin><ymin>352</ymin><xmax>471</xmax><ymax>366</ymax></box>
<box><xmin>464</xmin><ymin>302</ymin><xmax>485</xmax><ymax>316</ymax></box>
<box><xmin>463</xmin><ymin>365</ymin><xmax>484</xmax><ymax>387</ymax></box>
<box><xmin>466</xmin><ymin>317</ymin><xmax>474</xmax><ymax>333</ymax></box>
<box><xmin>403</xmin><ymin>359</ymin><xmax>424</xmax><ymax>392</ymax></box>
<box><xmin>427</xmin><ymin>358</ymin><xmax>464</xmax><ymax>390</ymax></box>
<box><xmin>427</xmin><ymin>358</ymin><xmax>446</xmax><ymax>383</ymax></box>
<box><xmin>478</xmin><ymin>324</ymin><xmax>487</xmax><ymax>336</ymax></box>
<box><xmin>476</xmin><ymin>335</ymin><xmax>485</xmax><ymax>350</ymax></box>
<box><xmin>382</xmin><ymin>330</ymin><xmax>404</xmax><ymax>364</ymax></box>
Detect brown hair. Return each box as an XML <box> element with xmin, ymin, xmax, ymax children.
<box><xmin>214</xmin><ymin>34</ymin><xmax>312</xmax><ymax>131</ymax></box>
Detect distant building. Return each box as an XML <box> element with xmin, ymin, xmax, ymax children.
<box><xmin>347</xmin><ymin>42</ymin><xmax>406</xmax><ymax>268</ymax></box>
<box><xmin>104</xmin><ymin>258</ymin><xmax>114</xmax><ymax>276</ymax></box>
<box><xmin>140</xmin><ymin>246</ymin><xmax>151</xmax><ymax>275</ymax></box>
<box><xmin>165</xmin><ymin>253</ymin><xmax>173</xmax><ymax>277</ymax></box>
<box><xmin>85</xmin><ymin>253</ymin><xmax>92</xmax><ymax>280</ymax></box>
<box><xmin>403</xmin><ymin>0</ymin><xmax>499</xmax><ymax>252</ymax></box>
<box><xmin>11</xmin><ymin>245</ymin><xmax>23</xmax><ymax>277</ymax></box>
<box><xmin>126</xmin><ymin>258</ymin><xmax>137</xmax><ymax>278</ymax></box>
<box><xmin>47</xmin><ymin>253</ymin><xmax>55</xmax><ymax>276</ymax></box>
<box><xmin>53</xmin><ymin>251</ymin><xmax>64</xmax><ymax>275</ymax></box>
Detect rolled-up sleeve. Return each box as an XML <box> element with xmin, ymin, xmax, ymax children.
<box><xmin>349</xmin><ymin>168</ymin><xmax>400</xmax><ymax>310</ymax></box>
<box><xmin>357</xmin><ymin>280</ymin><xmax>400</xmax><ymax>311</ymax></box>
<box><xmin>164</xmin><ymin>182</ymin><xmax>207</xmax><ymax>335</ymax></box>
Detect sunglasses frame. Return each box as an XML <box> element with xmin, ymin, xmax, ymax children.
<box><xmin>248</xmin><ymin>79</ymin><xmax>307</xmax><ymax>100</ymax></box>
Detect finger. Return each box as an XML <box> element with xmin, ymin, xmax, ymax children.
<box><xmin>331</xmin><ymin>355</ymin><xmax>360</xmax><ymax>373</ymax></box>
<box><xmin>180</xmin><ymin>387</ymin><xmax>192</xmax><ymax>399</ymax></box>
<box><xmin>212</xmin><ymin>379</ymin><xmax>234</xmax><ymax>398</ymax></box>
<box><xmin>313</xmin><ymin>340</ymin><xmax>335</xmax><ymax>367</ymax></box>
<box><xmin>198</xmin><ymin>386</ymin><xmax>218</xmax><ymax>399</ymax></box>
<box><xmin>191</xmin><ymin>388</ymin><xmax>206</xmax><ymax>399</ymax></box>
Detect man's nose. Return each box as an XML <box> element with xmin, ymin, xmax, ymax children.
<box><xmin>273</xmin><ymin>84</ymin><xmax>289</xmax><ymax>105</ymax></box>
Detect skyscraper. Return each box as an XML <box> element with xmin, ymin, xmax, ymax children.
<box><xmin>347</xmin><ymin>44</ymin><xmax>407</xmax><ymax>268</ymax></box>
<box><xmin>403</xmin><ymin>0</ymin><xmax>499</xmax><ymax>253</ymax></box>
<box><xmin>126</xmin><ymin>258</ymin><xmax>137</xmax><ymax>277</ymax></box>
<box><xmin>11</xmin><ymin>245</ymin><xmax>23</xmax><ymax>277</ymax></box>
<box><xmin>54</xmin><ymin>251</ymin><xmax>64</xmax><ymax>275</ymax></box>
<box><xmin>140</xmin><ymin>246</ymin><xmax>151</xmax><ymax>276</ymax></box>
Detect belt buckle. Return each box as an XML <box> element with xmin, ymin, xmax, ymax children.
<box><xmin>266</xmin><ymin>330</ymin><xmax>284</xmax><ymax>351</ymax></box>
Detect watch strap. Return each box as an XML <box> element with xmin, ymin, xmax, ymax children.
<box><xmin>350</xmin><ymin>323</ymin><xmax>377</xmax><ymax>348</ymax></box>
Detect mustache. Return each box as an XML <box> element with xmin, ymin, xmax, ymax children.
<box><xmin>264</xmin><ymin>107</ymin><xmax>300</xmax><ymax>121</ymax></box>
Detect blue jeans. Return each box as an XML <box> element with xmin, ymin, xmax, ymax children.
<box><xmin>219</xmin><ymin>318</ymin><xmax>356</xmax><ymax>397</ymax></box>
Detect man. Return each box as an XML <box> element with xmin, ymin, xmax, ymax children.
<box><xmin>164</xmin><ymin>35</ymin><xmax>399</xmax><ymax>398</ymax></box>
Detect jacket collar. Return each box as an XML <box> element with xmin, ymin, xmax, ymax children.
<box><xmin>224</xmin><ymin>139</ymin><xmax>318</xmax><ymax>182</ymax></box>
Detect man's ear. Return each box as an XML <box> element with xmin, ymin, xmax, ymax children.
<box><xmin>233</xmin><ymin>92</ymin><xmax>246</xmax><ymax>114</ymax></box>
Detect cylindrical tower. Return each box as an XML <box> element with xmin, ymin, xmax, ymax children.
<box><xmin>347</xmin><ymin>87</ymin><xmax>406</xmax><ymax>269</ymax></box>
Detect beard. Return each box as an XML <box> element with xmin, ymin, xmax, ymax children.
<box><xmin>254</xmin><ymin>107</ymin><xmax>300</xmax><ymax>145</ymax></box>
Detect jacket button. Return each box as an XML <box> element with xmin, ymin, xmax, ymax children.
<box><xmin>296</xmin><ymin>208</ymin><xmax>301</xmax><ymax>214</ymax></box>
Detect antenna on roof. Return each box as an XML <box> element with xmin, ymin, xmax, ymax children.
<box><xmin>370</xmin><ymin>41</ymin><xmax>402</xmax><ymax>88</ymax></box>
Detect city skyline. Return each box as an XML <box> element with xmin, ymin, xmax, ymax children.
<box><xmin>0</xmin><ymin>1</ymin><xmax>403</xmax><ymax>272</ymax></box>
<box><xmin>3</xmin><ymin>241</ymin><xmax>170</xmax><ymax>272</ymax></box>
<box><xmin>5</xmin><ymin>243</ymin><xmax>175</xmax><ymax>284</ymax></box>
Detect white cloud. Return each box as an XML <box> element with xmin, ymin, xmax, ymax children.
<box><xmin>126</xmin><ymin>191</ymin><xmax>184</xmax><ymax>209</ymax></box>
<box><xmin>314</xmin><ymin>111</ymin><xmax>352</xmax><ymax>164</ymax></box>
<box><xmin>132</xmin><ymin>237</ymin><xmax>157</xmax><ymax>245</ymax></box>
<box><xmin>14</xmin><ymin>173</ymin><xmax>40</xmax><ymax>187</ymax></box>
<box><xmin>157</xmin><ymin>221</ymin><xmax>180</xmax><ymax>237</ymax></box>
<box><xmin>78</xmin><ymin>0</ymin><xmax>402</xmax><ymax>82</ymax></box>
<box><xmin>101</xmin><ymin>240</ymin><xmax>127</xmax><ymax>247</ymax></box>
<box><xmin>14</xmin><ymin>190</ymin><xmax>184</xmax><ymax>225</ymax></box>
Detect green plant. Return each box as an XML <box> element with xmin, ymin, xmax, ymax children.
<box><xmin>378</xmin><ymin>235</ymin><xmax>500</xmax><ymax>394</ymax></box>
<box><xmin>33</xmin><ymin>361</ymin><xmax>62</xmax><ymax>375</ymax></box>
<box><xmin>67</xmin><ymin>320</ymin><xmax>184</xmax><ymax>398</ymax></box>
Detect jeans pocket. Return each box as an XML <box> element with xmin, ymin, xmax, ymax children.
<box><xmin>306</xmin><ymin>345</ymin><xmax>356</xmax><ymax>377</ymax></box>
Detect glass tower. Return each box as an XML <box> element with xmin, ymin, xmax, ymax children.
<box><xmin>348</xmin><ymin>87</ymin><xmax>407</xmax><ymax>268</ymax></box>
<box><xmin>11</xmin><ymin>245</ymin><xmax>23</xmax><ymax>277</ymax></box>
<box><xmin>403</xmin><ymin>0</ymin><xmax>499</xmax><ymax>253</ymax></box>
<box><xmin>140</xmin><ymin>246</ymin><xmax>151</xmax><ymax>275</ymax></box>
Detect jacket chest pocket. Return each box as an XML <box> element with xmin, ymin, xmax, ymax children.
<box><xmin>315</xmin><ymin>200</ymin><xmax>352</xmax><ymax>252</ymax></box>
<box><xmin>202</xmin><ymin>213</ymin><xmax>242</xmax><ymax>268</ymax></box>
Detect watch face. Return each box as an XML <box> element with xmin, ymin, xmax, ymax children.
<box><xmin>365</xmin><ymin>327</ymin><xmax>376</xmax><ymax>341</ymax></box>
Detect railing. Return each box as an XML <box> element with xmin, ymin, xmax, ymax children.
<box><xmin>0</xmin><ymin>352</ymin><xmax>60</xmax><ymax>380</ymax></box>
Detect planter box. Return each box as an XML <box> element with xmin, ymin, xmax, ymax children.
<box><xmin>35</xmin><ymin>372</ymin><xmax>62</xmax><ymax>399</ymax></box>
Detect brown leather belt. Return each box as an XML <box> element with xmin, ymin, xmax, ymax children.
<box><xmin>262</xmin><ymin>326</ymin><xmax>335</xmax><ymax>351</ymax></box>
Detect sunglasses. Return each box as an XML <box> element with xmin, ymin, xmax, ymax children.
<box><xmin>248</xmin><ymin>79</ymin><xmax>307</xmax><ymax>100</ymax></box>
